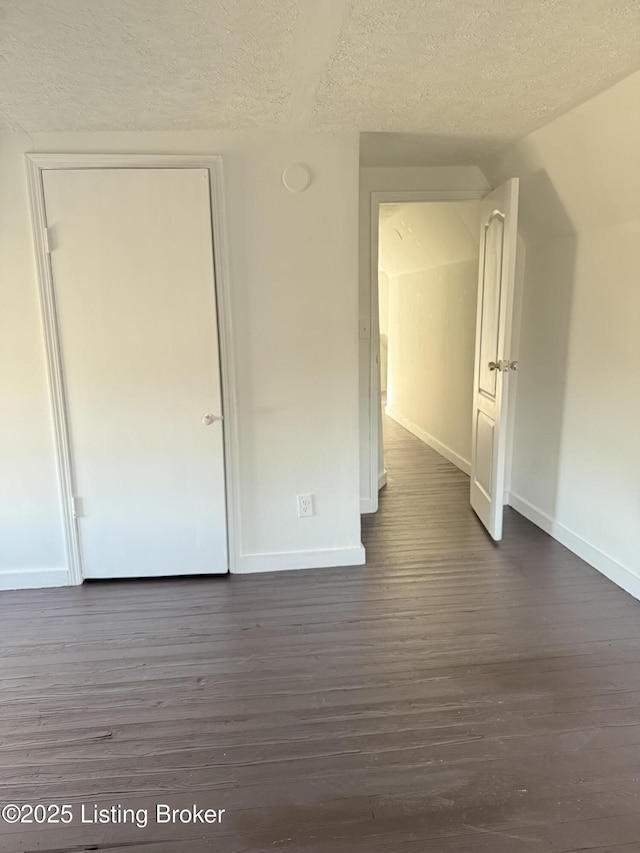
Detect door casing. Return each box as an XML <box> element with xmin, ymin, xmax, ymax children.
<box><xmin>25</xmin><ymin>153</ymin><xmax>240</xmax><ymax>583</ymax></box>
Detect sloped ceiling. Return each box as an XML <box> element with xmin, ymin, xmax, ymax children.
<box><xmin>379</xmin><ymin>202</ymin><xmax>481</xmax><ymax>277</ymax></box>
<box><xmin>0</xmin><ymin>0</ymin><xmax>638</xmax><ymax>164</ymax></box>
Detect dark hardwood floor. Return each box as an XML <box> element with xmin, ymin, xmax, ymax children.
<box><xmin>2</xmin><ymin>415</ymin><xmax>639</xmax><ymax>852</ymax></box>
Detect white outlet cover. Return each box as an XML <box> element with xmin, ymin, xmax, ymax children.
<box><xmin>282</xmin><ymin>163</ymin><xmax>311</xmax><ymax>193</ymax></box>
<box><xmin>297</xmin><ymin>494</ymin><xmax>314</xmax><ymax>517</ymax></box>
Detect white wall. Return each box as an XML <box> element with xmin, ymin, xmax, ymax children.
<box><xmin>380</xmin><ymin>202</ymin><xmax>480</xmax><ymax>473</ymax></box>
<box><xmin>483</xmin><ymin>69</ymin><xmax>640</xmax><ymax>595</ymax></box>
<box><xmin>385</xmin><ymin>260</ymin><xmax>478</xmax><ymax>473</ymax></box>
<box><xmin>0</xmin><ymin>135</ymin><xmax>67</xmax><ymax>585</ymax></box>
<box><xmin>0</xmin><ymin>129</ymin><xmax>363</xmax><ymax>587</ymax></box>
<box><xmin>378</xmin><ymin>270</ymin><xmax>389</xmax><ymax>393</ymax></box>
<box><xmin>359</xmin><ymin>167</ymin><xmax>490</xmax><ymax>510</ymax></box>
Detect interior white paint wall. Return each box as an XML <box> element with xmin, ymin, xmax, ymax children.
<box><xmin>378</xmin><ymin>270</ymin><xmax>389</xmax><ymax>394</ymax></box>
<box><xmin>1</xmin><ymin>129</ymin><xmax>363</xmax><ymax>586</ymax></box>
<box><xmin>483</xmin><ymin>69</ymin><xmax>640</xmax><ymax>596</ymax></box>
<box><xmin>359</xmin><ymin>167</ymin><xmax>490</xmax><ymax>511</ymax></box>
<box><xmin>385</xmin><ymin>257</ymin><xmax>479</xmax><ymax>474</ymax></box>
<box><xmin>379</xmin><ymin>202</ymin><xmax>480</xmax><ymax>474</ymax></box>
<box><xmin>0</xmin><ymin>134</ymin><xmax>67</xmax><ymax>587</ymax></box>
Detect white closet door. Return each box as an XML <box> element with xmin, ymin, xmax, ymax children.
<box><xmin>43</xmin><ymin>168</ymin><xmax>227</xmax><ymax>578</ymax></box>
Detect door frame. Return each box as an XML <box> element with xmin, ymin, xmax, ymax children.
<box><xmin>25</xmin><ymin>153</ymin><xmax>240</xmax><ymax>583</ymax></box>
<box><xmin>366</xmin><ymin>189</ymin><xmax>488</xmax><ymax>514</ymax></box>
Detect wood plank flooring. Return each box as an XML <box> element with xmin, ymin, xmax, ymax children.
<box><xmin>1</xmin><ymin>415</ymin><xmax>639</xmax><ymax>852</ymax></box>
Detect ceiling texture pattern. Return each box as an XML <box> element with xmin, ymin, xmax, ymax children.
<box><xmin>1</xmin><ymin>0</ymin><xmax>638</xmax><ymax>160</ymax></box>
<box><xmin>379</xmin><ymin>202</ymin><xmax>481</xmax><ymax>277</ymax></box>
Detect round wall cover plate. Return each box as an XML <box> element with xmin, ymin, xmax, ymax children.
<box><xmin>282</xmin><ymin>163</ymin><xmax>311</xmax><ymax>193</ymax></box>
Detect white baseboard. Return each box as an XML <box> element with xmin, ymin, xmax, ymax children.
<box><xmin>0</xmin><ymin>568</ymin><xmax>70</xmax><ymax>591</ymax></box>
<box><xmin>508</xmin><ymin>493</ymin><xmax>640</xmax><ymax>601</ymax></box>
<box><xmin>378</xmin><ymin>470</ymin><xmax>388</xmax><ymax>489</ymax></box>
<box><xmin>236</xmin><ymin>545</ymin><xmax>366</xmax><ymax>574</ymax></box>
<box><xmin>385</xmin><ymin>406</ymin><xmax>471</xmax><ymax>475</ymax></box>
<box><xmin>507</xmin><ymin>493</ymin><xmax>554</xmax><ymax>532</ymax></box>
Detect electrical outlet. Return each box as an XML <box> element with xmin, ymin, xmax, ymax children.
<box><xmin>297</xmin><ymin>494</ymin><xmax>314</xmax><ymax>517</ymax></box>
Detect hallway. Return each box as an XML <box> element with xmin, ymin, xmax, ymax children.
<box><xmin>363</xmin><ymin>411</ymin><xmax>538</xmax><ymax>567</ymax></box>
<box><xmin>1</xmin><ymin>417</ymin><xmax>640</xmax><ymax>851</ymax></box>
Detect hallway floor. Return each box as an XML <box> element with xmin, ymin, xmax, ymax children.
<box><xmin>1</xmin><ymin>416</ymin><xmax>640</xmax><ymax>852</ymax></box>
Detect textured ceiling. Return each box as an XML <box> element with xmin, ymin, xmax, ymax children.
<box><xmin>0</xmin><ymin>0</ymin><xmax>638</xmax><ymax>159</ymax></box>
<box><xmin>379</xmin><ymin>202</ymin><xmax>481</xmax><ymax>277</ymax></box>
<box><xmin>0</xmin><ymin>0</ymin><xmax>298</xmax><ymax>132</ymax></box>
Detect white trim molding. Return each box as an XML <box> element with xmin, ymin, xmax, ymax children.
<box><xmin>0</xmin><ymin>569</ymin><xmax>70</xmax><ymax>592</ymax></box>
<box><xmin>509</xmin><ymin>493</ymin><xmax>640</xmax><ymax>602</ymax></box>
<box><xmin>24</xmin><ymin>153</ymin><xmax>240</xmax><ymax>583</ymax></box>
<box><xmin>25</xmin><ymin>155</ymin><xmax>84</xmax><ymax>586</ymax></box>
<box><xmin>385</xmin><ymin>405</ymin><xmax>471</xmax><ymax>475</ymax></box>
<box><xmin>237</xmin><ymin>546</ymin><xmax>366</xmax><ymax>574</ymax></box>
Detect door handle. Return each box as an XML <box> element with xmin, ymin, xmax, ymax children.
<box><xmin>201</xmin><ymin>413</ymin><xmax>223</xmax><ymax>426</ymax></box>
<box><xmin>488</xmin><ymin>360</ymin><xmax>519</xmax><ymax>372</ymax></box>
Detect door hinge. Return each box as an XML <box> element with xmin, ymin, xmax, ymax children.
<box><xmin>43</xmin><ymin>226</ymin><xmax>51</xmax><ymax>254</ymax></box>
<box><xmin>71</xmin><ymin>496</ymin><xmax>80</xmax><ymax>519</ymax></box>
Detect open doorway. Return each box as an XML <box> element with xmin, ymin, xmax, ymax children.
<box><xmin>378</xmin><ymin>201</ymin><xmax>482</xmax><ymax>485</ymax></box>
<box><xmin>366</xmin><ymin>181</ymin><xmax>520</xmax><ymax>541</ymax></box>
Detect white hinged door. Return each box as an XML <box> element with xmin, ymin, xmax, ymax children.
<box><xmin>42</xmin><ymin>167</ymin><xmax>228</xmax><ymax>578</ymax></box>
<box><xmin>470</xmin><ymin>178</ymin><xmax>519</xmax><ymax>541</ymax></box>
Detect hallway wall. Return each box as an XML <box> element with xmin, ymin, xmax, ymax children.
<box><xmin>483</xmin><ymin>69</ymin><xmax>640</xmax><ymax>596</ymax></box>
<box><xmin>378</xmin><ymin>270</ymin><xmax>389</xmax><ymax>393</ymax></box>
<box><xmin>386</xmin><ymin>259</ymin><xmax>478</xmax><ymax>473</ymax></box>
<box><xmin>378</xmin><ymin>202</ymin><xmax>480</xmax><ymax>473</ymax></box>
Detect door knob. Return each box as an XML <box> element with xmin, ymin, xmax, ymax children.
<box><xmin>201</xmin><ymin>413</ymin><xmax>223</xmax><ymax>426</ymax></box>
<box><xmin>488</xmin><ymin>360</ymin><xmax>519</xmax><ymax>372</ymax></box>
